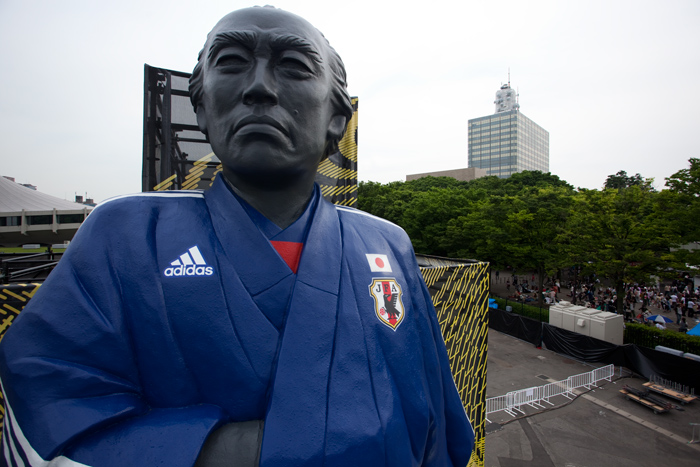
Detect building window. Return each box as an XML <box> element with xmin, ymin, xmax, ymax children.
<box><xmin>0</xmin><ymin>216</ymin><xmax>21</xmax><ymax>226</ymax></box>
<box><xmin>57</xmin><ymin>214</ymin><xmax>84</xmax><ymax>224</ymax></box>
<box><xmin>26</xmin><ymin>215</ymin><xmax>52</xmax><ymax>225</ymax></box>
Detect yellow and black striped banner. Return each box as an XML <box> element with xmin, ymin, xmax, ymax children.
<box><xmin>314</xmin><ymin>97</ymin><xmax>358</xmax><ymax>206</ymax></box>
<box><xmin>0</xmin><ymin>284</ymin><xmax>41</xmax><ymax>343</ymax></box>
<box><xmin>419</xmin><ymin>255</ymin><xmax>488</xmax><ymax>467</ymax></box>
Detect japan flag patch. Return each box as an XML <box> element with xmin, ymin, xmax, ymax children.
<box><xmin>366</xmin><ymin>254</ymin><xmax>392</xmax><ymax>272</ymax></box>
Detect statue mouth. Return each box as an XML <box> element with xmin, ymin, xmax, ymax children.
<box><xmin>233</xmin><ymin>115</ymin><xmax>289</xmax><ymax>138</ymax></box>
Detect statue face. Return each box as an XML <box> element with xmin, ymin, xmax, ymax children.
<box><xmin>196</xmin><ymin>8</ymin><xmax>346</xmax><ymax>187</ymax></box>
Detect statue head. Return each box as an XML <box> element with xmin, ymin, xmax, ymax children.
<box><xmin>189</xmin><ymin>6</ymin><xmax>352</xmax><ymax>188</ymax></box>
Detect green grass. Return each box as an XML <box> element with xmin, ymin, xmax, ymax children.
<box><xmin>491</xmin><ymin>296</ymin><xmax>550</xmax><ymax>322</ymax></box>
<box><xmin>0</xmin><ymin>247</ymin><xmax>48</xmax><ymax>253</ymax></box>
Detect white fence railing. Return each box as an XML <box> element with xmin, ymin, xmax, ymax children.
<box><xmin>486</xmin><ymin>364</ymin><xmax>614</xmax><ymax>422</ymax></box>
<box><xmin>541</xmin><ymin>380</ymin><xmax>570</xmax><ymax>404</ymax></box>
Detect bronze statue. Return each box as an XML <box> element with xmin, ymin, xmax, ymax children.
<box><xmin>0</xmin><ymin>7</ymin><xmax>474</xmax><ymax>466</ymax></box>
<box><xmin>190</xmin><ymin>6</ymin><xmax>353</xmax><ymax>228</ymax></box>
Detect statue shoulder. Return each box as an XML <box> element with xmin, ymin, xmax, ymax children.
<box><xmin>93</xmin><ymin>190</ymin><xmax>206</xmax><ymax>214</ymax></box>
<box><xmin>335</xmin><ymin>205</ymin><xmax>408</xmax><ymax>241</ymax></box>
<box><xmin>93</xmin><ymin>190</ymin><xmax>204</xmax><ymax>211</ymax></box>
<box><xmin>81</xmin><ymin>190</ymin><xmax>207</xmax><ymax>235</ymax></box>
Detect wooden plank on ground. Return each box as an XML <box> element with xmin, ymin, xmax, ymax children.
<box><xmin>643</xmin><ymin>382</ymin><xmax>697</xmax><ymax>404</ymax></box>
<box><xmin>620</xmin><ymin>389</ymin><xmax>670</xmax><ymax>414</ymax></box>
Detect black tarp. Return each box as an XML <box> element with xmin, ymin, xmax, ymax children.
<box><xmin>621</xmin><ymin>344</ymin><xmax>700</xmax><ymax>392</ymax></box>
<box><xmin>542</xmin><ymin>323</ymin><xmax>621</xmax><ymax>363</ymax></box>
<box><xmin>489</xmin><ymin>308</ymin><xmax>542</xmax><ymax>347</ymax></box>
<box><xmin>490</xmin><ymin>309</ymin><xmax>700</xmax><ymax>392</ymax></box>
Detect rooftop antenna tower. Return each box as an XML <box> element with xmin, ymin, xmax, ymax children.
<box><xmin>494</xmin><ymin>69</ymin><xmax>519</xmax><ymax>113</ymax></box>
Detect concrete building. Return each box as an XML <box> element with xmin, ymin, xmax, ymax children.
<box><xmin>406</xmin><ymin>167</ymin><xmax>487</xmax><ymax>182</ymax></box>
<box><xmin>468</xmin><ymin>82</ymin><xmax>549</xmax><ymax>178</ymax></box>
<box><xmin>0</xmin><ymin>176</ymin><xmax>93</xmax><ymax>247</ymax></box>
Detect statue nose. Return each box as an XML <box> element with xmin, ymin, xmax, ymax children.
<box><xmin>242</xmin><ymin>61</ymin><xmax>278</xmax><ymax>106</ymax></box>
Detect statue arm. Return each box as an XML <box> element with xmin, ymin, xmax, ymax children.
<box><xmin>194</xmin><ymin>421</ymin><xmax>264</xmax><ymax>467</ymax></box>
<box><xmin>0</xmin><ymin>209</ymin><xmax>226</xmax><ymax>466</ymax></box>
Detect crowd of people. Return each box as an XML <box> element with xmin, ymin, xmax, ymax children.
<box><xmin>494</xmin><ymin>271</ymin><xmax>699</xmax><ymax>333</ymax></box>
<box><xmin>496</xmin><ymin>271</ymin><xmax>562</xmax><ymax>305</ymax></box>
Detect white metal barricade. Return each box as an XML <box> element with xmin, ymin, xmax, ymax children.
<box><xmin>541</xmin><ymin>380</ymin><xmax>569</xmax><ymax>404</ymax></box>
<box><xmin>505</xmin><ymin>392</ymin><xmax>519</xmax><ymax>417</ymax></box>
<box><xmin>567</xmin><ymin>371</ymin><xmax>593</xmax><ymax>392</ymax></box>
<box><xmin>592</xmin><ymin>364</ymin><xmax>614</xmax><ymax>385</ymax></box>
<box><xmin>485</xmin><ymin>395</ymin><xmax>509</xmax><ymax>423</ymax></box>
<box><xmin>511</xmin><ymin>386</ymin><xmax>545</xmax><ymax>412</ymax></box>
<box><xmin>485</xmin><ymin>364</ymin><xmax>616</xmax><ymax>421</ymax></box>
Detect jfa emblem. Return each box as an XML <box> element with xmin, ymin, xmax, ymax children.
<box><xmin>369</xmin><ymin>278</ymin><xmax>405</xmax><ymax>330</ymax></box>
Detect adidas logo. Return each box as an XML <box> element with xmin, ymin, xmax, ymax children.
<box><xmin>163</xmin><ymin>246</ymin><xmax>214</xmax><ymax>277</ymax></box>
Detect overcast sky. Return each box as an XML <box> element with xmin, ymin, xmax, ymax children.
<box><xmin>1</xmin><ymin>0</ymin><xmax>698</xmax><ymax>202</ymax></box>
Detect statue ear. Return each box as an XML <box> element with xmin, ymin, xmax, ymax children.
<box><xmin>327</xmin><ymin>115</ymin><xmax>347</xmax><ymax>142</ymax></box>
<box><xmin>196</xmin><ymin>106</ymin><xmax>208</xmax><ymax>135</ymax></box>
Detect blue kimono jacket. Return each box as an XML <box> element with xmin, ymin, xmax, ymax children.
<box><xmin>0</xmin><ymin>177</ymin><xmax>474</xmax><ymax>466</ymax></box>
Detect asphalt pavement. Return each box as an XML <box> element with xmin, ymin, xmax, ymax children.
<box><xmin>484</xmin><ymin>272</ymin><xmax>700</xmax><ymax>466</ymax></box>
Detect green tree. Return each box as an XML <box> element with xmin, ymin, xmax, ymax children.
<box><xmin>404</xmin><ymin>176</ymin><xmax>469</xmax><ymax>192</ymax></box>
<box><xmin>497</xmin><ymin>186</ymin><xmax>574</xmax><ymax>305</ymax></box>
<box><xmin>442</xmin><ymin>180</ymin><xmax>575</xmax><ymax>305</ymax></box>
<box><xmin>399</xmin><ymin>188</ymin><xmax>473</xmax><ymax>256</ymax></box>
<box><xmin>664</xmin><ymin>158</ymin><xmax>700</xmax><ymax>270</ymax></box>
<box><xmin>358</xmin><ymin>180</ymin><xmax>473</xmax><ymax>255</ymax></box>
<box><xmin>665</xmin><ymin>158</ymin><xmax>700</xmax><ymax>197</ymax></box>
<box><xmin>561</xmin><ymin>186</ymin><xmax>678</xmax><ymax>312</ymax></box>
<box><xmin>359</xmin><ymin>171</ymin><xmax>577</xmax><ymax>278</ymax></box>
<box><xmin>441</xmin><ymin>194</ymin><xmax>500</xmax><ymax>261</ymax></box>
<box><xmin>604</xmin><ymin>170</ymin><xmax>644</xmax><ymax>190</ymax></box>
<box><xmin>357</xmin><ymin>181</ymin><xmax>415</xmax><ymax>225</ymax></box>
<box><xmin>502</xmin><ymin>171</ymin><xmax>574</xmax><ymax>193</ymax></box>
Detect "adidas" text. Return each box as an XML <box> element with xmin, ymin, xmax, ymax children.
<box><xmin>163</xmin><ymin>246</ymin><xmax>214</xmax><ymax>277</ymax></box>
<box><xmin>163</xmin><ymin>265</ymin><xmax>213</xmax><ymax>277</ymax></box>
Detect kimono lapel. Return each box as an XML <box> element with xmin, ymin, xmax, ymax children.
<box><xmin>260</xmin><ymin>192</ymin><xmax>342</xmax><ymax>466</ymax></box>
<box><xmin>205</xmin><ymin>177</ymin><xmax>296</xmax><ymax>329</ymax></box>
<box><xmin>205</xmin><ymin>177</ymin><xmax>292</xmax><ymax>294</ymax></box>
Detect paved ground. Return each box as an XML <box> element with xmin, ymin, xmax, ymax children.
<box><xmin>483</xmin><ymin>271</ymin><xmax>700</xmax><ymax>467</ymax></box>
<box><xmin>484</xmin><ymin>330</ymin><xmax>700</xmax><ymax>467</ymax></box>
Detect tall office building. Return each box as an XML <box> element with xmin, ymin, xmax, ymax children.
<box><xmin>468</xmin><ymin>82</ymin><xmax>549</xmax><ymax>178</ymax></box>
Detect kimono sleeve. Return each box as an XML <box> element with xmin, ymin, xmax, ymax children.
<box><xmin>0</xmin><ymin>205</ymin><xmax>225</xmax><ymax>467</ymax></box>
<box><xmin>417</xmin><ymin>269</ymin><xmax>475</xmax><ymax>466</ymax></box>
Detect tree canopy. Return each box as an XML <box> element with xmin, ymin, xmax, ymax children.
<box><xmin>358</xmin><ymin>161</ymin><xmax>699</xmax><ymax>297</ymax></box>
<box><xmin>604</xmin><ymin>170</ymin><xmax>647</xmax><ymax>190</ymax></box>
<box><xmin>560</xmin><ymin>185</ymin><xmax>679</xmax><ymax>310</ymax></box>
<box><xmin>665</xmin><ymin>158</ymin><xmax>700</xmax><ymax>197</ymax></box>
<box><xmin>664</xmin><ymin>158</ymin><xmax>700</xmax><ymax>270</ymax></box>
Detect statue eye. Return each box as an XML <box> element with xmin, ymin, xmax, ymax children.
<box><xmin>278</xmin><ymin>55</ymin><xmax>314</xmax><ymax>77</ymax></box>
<box><xmin>215</xmin><ymin>53</ymin><xmax>249</xmax><ymax>70</ymax></box>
